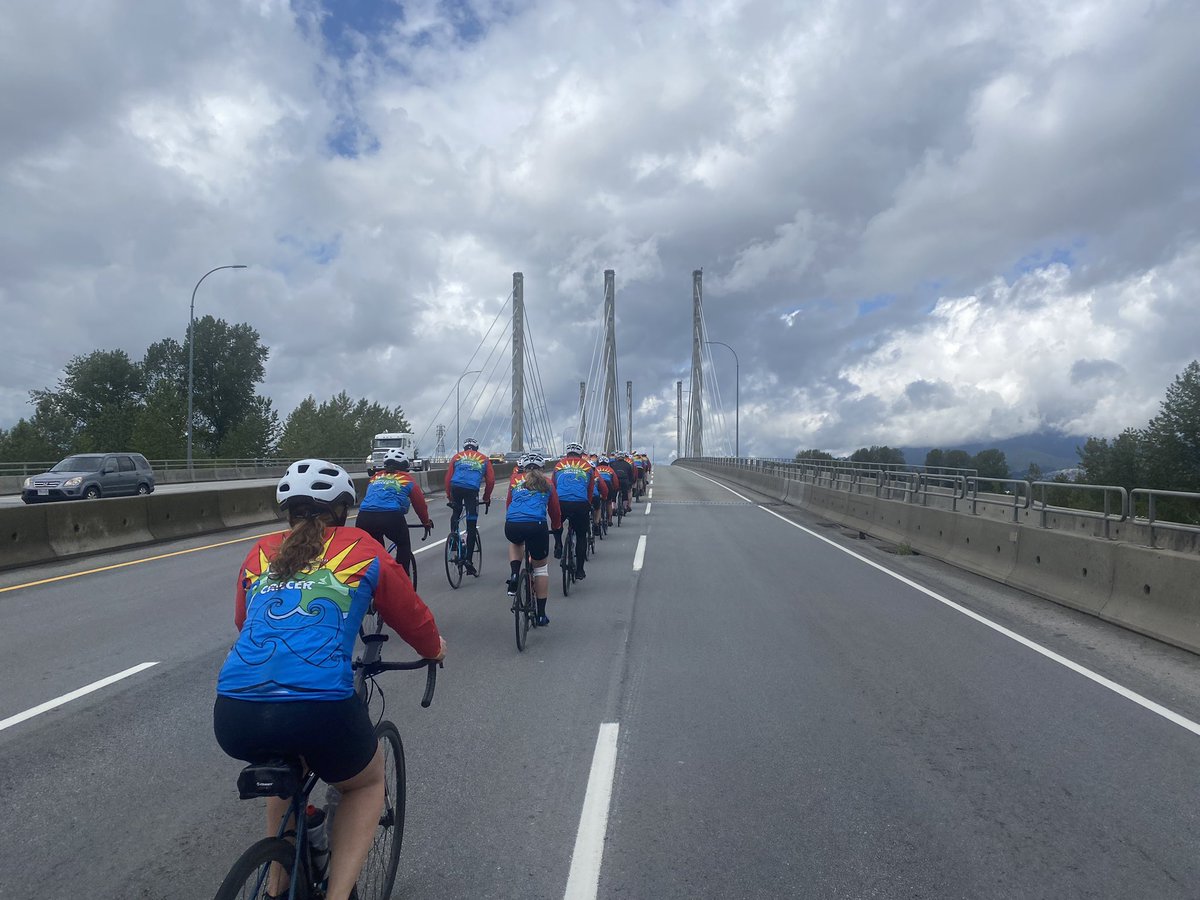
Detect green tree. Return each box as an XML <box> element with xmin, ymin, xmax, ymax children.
<box><xmin>943</xmin><ymin>449</ymin><xmax>972</xmax><ymax>471</ymax></box>
<box><xmin>795</xmin><ymin>449</ymin><xmax>835</xmax><ymax>462</ymax></box>
<box><xmin>971</xmin><ymin>449</ymin><xmax>1009</xmax><ymax>479</ymax></box>
<box><xmin>29</xmin><ymin>349</ymin><xmax>145</xmax><ymax>452</ymax></box>
<box><xmin>129</xmin><ymin>382</ymin><xmax>189</xmax><ymax>460</ymax></box>
<box><xmin>925</xmin><ymin>448</ymin><xmax>945</xmax><ymax>469</ymax></box>
<box><xmin>278</xmin><ymin>392</ymin><xmax>410</xmax><ymax>460</ymax></box>
<box><xmin>1077</xmin><ymin>429</ymin><xmax>1146</xmax><ymax>489</ymax></box>
<box><xmin>147</xmin><ymin>318</ymin><xmax>269</xmax><ymax>456</ymax></box>
<box><xmin>1025</xmin><ymin>461</ymin><xmax>1043</xmax><ymax>481</ymax></box>
<box><xmin>219</xmin><ymin>396</ymin><xmax>282</xmax><ymax>459</ymax></box>
<box><xmin>849</xmin><ymin>445</ymin><xmax>906</xmax><ymax>466</ymax></box>
<box><xmin>0</xmin><ymin>417</ymin><xmax>65</xmax><ymax>462</ymax></box>
<box><xmin>1144</xmin><ymin>360</ymin><xmax>1200</xmax><ymax>491</ymax></box>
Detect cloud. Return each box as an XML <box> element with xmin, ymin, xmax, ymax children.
<box><xmin>2</xmin><ymin>0</ymin><xmax>1199</xmax><ymax>464</ymax></box>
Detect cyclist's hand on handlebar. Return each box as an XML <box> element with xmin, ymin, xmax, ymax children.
<box><xmin>434</xmin><ymin>636</ymin><xmax>448</xmax><ymax>662</ymax></box>
<box><xmin>423</xmin><ymin>521</ymin><xmax>434</xmax><ymax>539</ymax></box>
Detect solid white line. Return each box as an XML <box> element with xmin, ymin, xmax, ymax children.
<box><xmin>756</xmin><ymin>504</ymin><xmax>1200</xmax><ymax>738</ymax></box>
<box><xmin>564</xmin><ymin>722</ymin><xmax>620</xmax><ymax>900</ymax></box>
<box><xmin>414</xmin><ymin>540</ymin><xmax>442</xmax><ymax>555</ymax></box>
<box><xmin>682</xmin><ymin>467</ymin><xmax>753</xmax><ymax>503</ymax></box>
<box><xmin>633</xmin><ymin>535</ymin><xmax>647</xmax><ymax>571</ymax></box>
<box><xmin>644</xmin><ymin>502</ymin><xmax>652</xmax><ymax>515</ymax></box>
<box><xmin>0</xmin><ymin>662</ymin><xmax>160</xmax><ymax>733</ymax></box>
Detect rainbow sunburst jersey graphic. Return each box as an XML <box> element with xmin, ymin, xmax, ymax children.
<box><xmin>220</xmin><ymin>529</ymin><xmax>382</xmax><ymax>699</ymax></box>
<box><xmin>554</xmin><ymin>458</ymin><xmax>592</xmax><ymax>501</ymax></box>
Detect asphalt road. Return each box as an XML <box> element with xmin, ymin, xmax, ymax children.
<box><xmin>3</xmin><ymin>467</ymin><xmax>1200</xmax><ymax>898</ymax></box>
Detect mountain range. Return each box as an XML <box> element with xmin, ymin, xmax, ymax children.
<box><xmin>897</xmin><ymin>432</ymin><xmax>1089</xmax><ymax>476</ymax></box>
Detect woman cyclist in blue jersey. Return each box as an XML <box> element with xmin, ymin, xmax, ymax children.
<box><xmin>504</xmin><ymin>453</ymin><xmax>562</xmax><ymax>626</ymax></box>
<box><xmin>356</xmin><ymin>449</ymin><xmax>433</xmax><ymax>581</ymax></box>
<box><xmin>213</xmin><ymin>459</ymin><xmax>447</xmax><ymax>900</ymax></box>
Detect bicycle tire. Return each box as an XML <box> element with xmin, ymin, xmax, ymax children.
<box><xmin>213</xmin><ymin>837</ymin><xmax>309</xmax><ymax>900</ymax></box>
<box><xmin>561</xmin><ymin>531</ymin><xmax>573</xmax><ymax>596</ymax></box>
<box><xmin>357</xmin><ymin>720</ymin><xmax>406</xmax><ymax>900</ymax></box>
<box><xmin>445</xmin><ymin>534</ymin><xmax>462</xmax><ymax>589</ymax></box>
<box><xmin>472</xmin><ymin>532</ymin><xmax>483</xmax><ymax>578</ymax></box>
<box><xmin>514</xmin><ymin>570</ymin><xmax>529</xmax><ymax>651</ymax></box>
<box><xmin>408</xmin><ymin>552</ymin><xmax>418</xmax><ymax>590</ymax></box>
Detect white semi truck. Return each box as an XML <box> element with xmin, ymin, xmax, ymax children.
<box><xmin>365</xmin><ymin>432</ymin><xmax>426</xmax><ymax>472</ymax></box>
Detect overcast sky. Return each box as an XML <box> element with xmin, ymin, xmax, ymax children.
<box><xmin>3</xmin><ymin>0</ymin><xmax>1198</xmax><ymax>460</ymax></box>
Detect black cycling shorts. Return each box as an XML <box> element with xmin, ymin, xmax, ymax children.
<box><xmin>213</xmin><ymin>695</ymin><xmax>377</xmax><ymax>785</ymax></box>
<box><xmin>505</xmin><ymin>520</ymin><xmax>550</xmax><ymax>560</ymax></box>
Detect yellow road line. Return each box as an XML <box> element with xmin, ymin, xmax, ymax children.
<box><xmin>0</xmin><ymin>528</ymin><xmax>285</xmax><ymax>595</ymax></box>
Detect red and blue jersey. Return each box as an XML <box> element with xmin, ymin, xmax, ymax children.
<box><xmin>217</xmin><ymin>527</ymin><xmax>440</xmax><ymax>702</ymax></box>
<box><xmin>553</xmin><ymin>456</ymin><xmax>597</xmax><ymax>503</ymax></box>
<box><xmin>361</xmin><ymin>470</ymin><xmax>415</xmax><ymax>514</ymax></box>
<box><xmin>505</xmin><ymin>473</ymin><xmax>563</xmax><ymax>529</ymax></box>
<box><xmin>446</xmin><ymin>449</ymin><xmax>495</xmax><ymax>500</ymax></box>
<box><xmin>595</xmin><ymin>464</ymin><xmax>617</xmax><ymax>489</ymax></box>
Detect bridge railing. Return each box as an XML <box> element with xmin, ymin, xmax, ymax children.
<box><xmin>690</xmin><ymin>456</ymin><xmax>1200</xmax><ymax>549</ymax></box>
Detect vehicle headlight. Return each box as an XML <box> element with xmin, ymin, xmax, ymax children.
<box><xmin>23</xmin><ymin>476</ymin><xmax>33</xmax><ymax>488</ymax></box>
<box><xmin>64</xmin><ymin>476</ymin><xmax>83</xmax><ymax>488</ymax></box>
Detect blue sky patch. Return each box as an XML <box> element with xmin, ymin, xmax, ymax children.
<box><xmin>279</xmin><ymin>232</ymin><xmax>343</xmax><ymax>265</ymax></box>
<box><xmin>857</xmin><ymin>294</ymin><xmax>894</xmax><ymax>316</ymax></box>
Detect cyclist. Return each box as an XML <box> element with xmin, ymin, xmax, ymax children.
<box><xmin>444</xmin><ymin>437</ymin><xmax>495</xmax><ymax>576</ymax></box>
<box><xmin>632</xmin><ymin>452</ymin><xmax>647</xmax><ymax>499</ymax></box>
<box><xmin>594</xmin><ymin>456</ymin><xmax>618</xmax><ymax>528</ymax></box>
<box><xmin>504</xmin><ymin>452</ymin><xmax>562</xmax><ymax>626</ymax></box>
<box><xmin>356</xmin><ymin>449</ymin><xmax>433</xmax><ymax>581</ymax></box>
<box><xmin>214</xmin><ymin>459</ymin><xmax>446</xmax><ymax>900</ymax></box>
<box><xmin>609</xmin><ymin>452</ymin><xmax>634</xmax><ymax>514</ymax></box>
<box><xmin>552</xmin><ymin>442</ymin><xmax>600</xmax><ymax>580</ymax></box>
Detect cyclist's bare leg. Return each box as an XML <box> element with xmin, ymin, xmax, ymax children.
<box><xmin>326</xmin><ymin>744</ymin><xmax>385</xmax><ymax>900</ymax></box>
<box><xmin>263</xmin><ymin>796</ymin><xmax>296</xmax><ymax>894</ymax></box>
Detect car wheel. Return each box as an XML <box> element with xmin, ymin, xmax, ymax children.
<box><xmin>136</xmin><ymin>483</ymin><xmax>150</xmax><ymax>495</ymax></box>
<box><xmin>84</xmin><ymin>486</ymin><xmax>101</xmax><ymax>500</ymax></box>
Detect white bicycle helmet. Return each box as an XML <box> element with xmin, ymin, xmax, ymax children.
<box><xmin>383</xmin><ymin>448</ymin><xmax>409</xmax><ymax>468</ymax></box>
<box><xmin>463</xmin><ymin>437</ymin><xmax>480</xmax><ymax>451</ymax></box>
<box><xmin>520</xmin><ymin>452</ymin><xmax>546</xmax><ymax>470</ymax></box>
<box><xmin>276</xmin><ymin>459</ymin><xmax>356</xmax><ymax>511</ymax></box>
<box><xmin>565</xmin><ymin>441</ymin><xmax>584</xmax><ymax>455</ymax></box>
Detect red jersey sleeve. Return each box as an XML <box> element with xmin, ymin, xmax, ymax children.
<box><xmin>410</xmin><ymin>483</ymin><xmax>430</xmax><ymax>525</ymax></box>
<box><xmin>599</xmin><ymin>476</ymin><xmax>609</xmax><ymax>499</ymax></box>
<box><xmin>547</xmin><ymin>484</ymin><xmax>563</xmax><ymax>531</ymax></box>
<box><xmin>483</xmin><ymin>459</ymin><xmax>496</xmax><ymax>502</ymax></box>
<box><xmin>444</xmin><ymin>456</ymin><xmax>456</xmax><ymax>495</ymax></box>
<box><xmin>370</xmin><ymin>545</ymin><xmax>442</xmax><ymax>659</ymax></box>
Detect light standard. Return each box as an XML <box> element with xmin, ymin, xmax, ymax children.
<box><xmin>704</xmin><ymin>340</ymin><xmax>740</xmax><ymax>458</ymax></box>
<box><xmin>187</xmin><ymin>265</ymin><xmax>247</xmax><ymax>474</ymax></box>
<box><xmin>455</xmin><ymin>369</ymin><xmax>482</xmax><ymax>450</ymax></box>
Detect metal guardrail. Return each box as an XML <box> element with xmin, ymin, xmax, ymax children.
<box><xmin>689</xmin><ymin>456</ymin><xmax>1200</xmax><ymax>540</ymax></box>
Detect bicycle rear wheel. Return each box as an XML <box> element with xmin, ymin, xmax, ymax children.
<box><xmin>357</xmin><ymin>720</ymin><xmax>406</xmax><ymax>900</ymax></box>
<box><xmin>561</xmin><ymin>532</ymin><xmax>573</xmax><ymax>596</ymax></box>
<box><xmin>214</xmin><ymin>837</ymin><xmax>309</xmax><ymax>900</ymax></box>
<box><xmin>514</xmin><ymin>569</ymin><xmax>529</xmax><ymax>651</ymax></box>
<box><xmin>445</xmin><ymin>535</ymin><xmax>462</xmax><ymax>589</ymax></box>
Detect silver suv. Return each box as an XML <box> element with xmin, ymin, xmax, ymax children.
<box><xmin>21</xmin><ymin>453</ymin><xmax>156</xmax><ymax>503</ymax></box>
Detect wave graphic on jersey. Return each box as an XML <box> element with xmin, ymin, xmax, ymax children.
<box><xmin>235</xmin><ymin>536</ymin><xmax>374</xmax><ymax>676</ymax></box>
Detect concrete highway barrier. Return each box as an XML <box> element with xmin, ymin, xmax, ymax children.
<box><xmin>676</xmin><ymin>459</ymin><xmax>1200</xmax><ymax>656</ymax></box>
<box><xmin>0</xmin><ymin>463</ymin><xmax>515</xmax><ymax>573</ymax></box>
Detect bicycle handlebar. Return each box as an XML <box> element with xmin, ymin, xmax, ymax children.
<box><xmin>355</xmin><ymin>658</ymin><xmax>441</xmax><ymax>707</ymax></box>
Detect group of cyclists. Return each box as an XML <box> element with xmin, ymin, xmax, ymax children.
<box><xmin>213</xmin><ymin>442</ymin><xmax>650</xmax><ymax>898</ymax></box>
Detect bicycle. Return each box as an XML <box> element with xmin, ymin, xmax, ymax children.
<box><xmin>614</xmin><ymin>488</ymin><xmax>625</xmax><ymax>527</ymax></box>
<box><xmin>444</xmin><ymin>499</ymin><xmax>486</xmax><ymax>589</ymax></box>
<box><xmin>384</xmin><ymin>523</ymin><xmax>431</xmax><ymax>590</ymax></box>
<box><xmin>213</xmin><ymin>619</ymin><xmax>440</xmax><ymax>900</ymax></box>
<box><xmin>511</xmin><ymin>550</ymin><xmax>540</xmax><ymax>652</ymax></box>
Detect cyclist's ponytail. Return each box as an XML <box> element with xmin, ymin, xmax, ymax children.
<box><xmin>270</xmin><ymin>502</ymin><xmax>347</xmax><ymax>581</ymax></box>
<box><xmin>523</xmin><ymin>467</ymin><xmax>550</xmax><ymax>494</ymax></box>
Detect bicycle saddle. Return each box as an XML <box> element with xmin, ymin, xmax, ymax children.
<box><xmin>236</xmin><ymin>758</ymin><xmax>303</xmax><ymax>800</ymax></box>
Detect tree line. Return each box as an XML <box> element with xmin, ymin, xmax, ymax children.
<box><xmin>795</xmin><ymin>360</ymin><xmax>1200</xmax><ymax>521</ymax></box>
<box><xmin>0</xmin><ymin>318</ymin><xmax>411</xmax><ymax>463</ymax></box>
<box><xmin>794</xmin><ymin>445</ymin><xmax>1012</xmax><ymax>479</ymax></box>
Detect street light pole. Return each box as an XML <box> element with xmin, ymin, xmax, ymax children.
<box><xmin>455</xmin><ymin>369</ymin><xmax>482</xmax><ymax>450</ymax></box>
<box><xmin>187</xmin><ymin>265</ymin><xmax>247</xmax><ymax>475</ymax></box>
<box><xmin>704</xmin><ymin>340</ymin><xmax>739</xmax><ymax>458</ymax></box>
